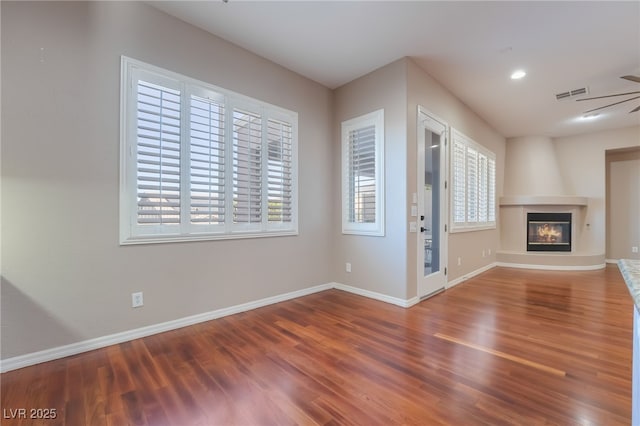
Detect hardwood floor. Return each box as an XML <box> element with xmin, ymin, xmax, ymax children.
<box><xmin>1</xmin><ymin>266</ymin><xmax>633</xmax><ymax>425</ymax></box>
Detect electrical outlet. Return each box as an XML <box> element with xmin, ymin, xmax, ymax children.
<box><xmin>346</xmin><ymin>262</ymin><xmax>352</xmax><ymax>273</ymax></box>
<box><xmin>457</xmin><ymin>257</ymin><xmax>462</xmax><ymax>266</ymax></box>
<box><xmin>633</xmin><ymin>246</ymin><xmax>639</xmax><ymax>253</ymax></box>
<box><xmin>488</xmin><ymin>248</ymin><xmax>492</xmax><ymax>256</ymax></box>
<box><xmin>132</xmin><ymin>292</ymin><xmax>143</xmax><ymax>308</ymax></box>
<box><xmin>482</xmin><ymin>249</ymin><xmax>486</xmax><ymax>258</ymax></box>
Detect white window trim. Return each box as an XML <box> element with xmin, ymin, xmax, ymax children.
<box><xmin>341</xmin><ymin>109</ymin><xmax>385</xmax><ymax>236</ymax></box>
<box><xmin>120</xmin><ymin>56</ymin><xmax>298</xmax><ymax>245</ymax></box>
<box><xmin>450</xmin><ymin>129</ymin><xmax>496</xmax><ymax>233</ymax></box>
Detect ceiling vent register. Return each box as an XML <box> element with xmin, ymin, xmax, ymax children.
<box><xmin>555</xmin><ymin>87</ymin><xmax>589</xmax><ymax>101</ymax></box>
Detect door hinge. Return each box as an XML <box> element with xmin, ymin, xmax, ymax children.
<box><xmin>444</xmin><ymin>267</ymin><xmax>447</xmax><ymax>276</ymax></box>
<box><xmin>444</xmin><ymin>224</ymin><xmax>447</xmax><ymax>232</ymax></box>
<box><xmin>444</xmin><ymin>180</ymin><xmax>448</xmax><ymax>189</ymax></box>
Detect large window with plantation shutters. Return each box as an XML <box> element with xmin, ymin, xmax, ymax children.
<box><xmin>120</xmin><ymin>57</ymin><xmax>298</xmax><ymax>244</ymax></box>
<box><xmin>450</xmin><ymin>129</ymin><xmax>495</xmax><ymax>232</ymax></box>
<box><xmin>341</xmin><ymin>109</ymin><xmax>385</xmax><ymax>236</ymax></box>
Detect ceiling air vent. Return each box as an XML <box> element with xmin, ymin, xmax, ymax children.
<box><xmin>555</xmin><ymin>87</ymin><xmax>589</xmax><ymax>101</ymax></box>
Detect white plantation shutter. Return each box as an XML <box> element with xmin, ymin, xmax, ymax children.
<box><xmin>488</xmin><ymin>157</ymin><xmax>496</xmax><ymax>222</ymax></box>
<box><xmin>466</xmin><ymin>147</ymin><xmax>478</xmax><ymax>223</ymax></box>
<box><xmin>478</xmin><ymin>153</ymin><xmax>488</xmax><ymax>223</ymax></box>
<box><xmin>135</xmin><ymin>78</ymin><xmax>182</xmax><ymax>228</ymax></box>
<box><xmin>233</xmin><ymin>109</ymin><xmax>262</xmax><ymax>225</ymax></box>
<box><xmin>450</xmin><ymin>129</ymin><xmax>496</xmax><ymax>231</ymax></box>
<box><xmin>189</xmin><ymin>93</ymin><xmax>225</xmax><ymax>228</ymax></box>
<box><xmin>120</xmin><ymin>57</ymin><xmax>298</xmax><ymax>244</ymax></box>
<box><xmin>452</xmin><ymin>138</ymin><xmax>466</xmax><ymax>224</ymax></box>
<box><xmin>341</xmin><ymin>109</ymin><xmax>384</xmax><ymax>236</ymax></box>
<box><xmin>267</xmin><ymin>118</ymin><xmax>293</xmax><ymax>224</ymax></box>
<box><xmin>348</xmin><ymin>124</ymin><xmax>376</xmax><ymax>223</ymax></box>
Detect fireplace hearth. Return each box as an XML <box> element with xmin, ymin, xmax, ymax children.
<box><xmin>527</xmin><ymin>212</ymin><xmax>572</xmax><ymax>252</ymax></box>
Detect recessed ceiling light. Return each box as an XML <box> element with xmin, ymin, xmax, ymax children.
<box><xmin>511</xmin><ymin>70</ymin><xmax>526</xmax><ymax>80</ymax></box>
<box><xmin>581</xmin><ymin>113</ymin><xmax>600</xmax><ymax>120</ymax></box>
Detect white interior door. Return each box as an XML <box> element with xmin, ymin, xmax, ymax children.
<box><xmin>417</xmin><ymin>108</ymin><xmax>448</xmax><ymax>299</ymax></box>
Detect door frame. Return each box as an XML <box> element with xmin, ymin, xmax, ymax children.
<box><xmin>417</xmin><ymin>106</ymin><xmax>449</xmax><ymax>297</ymax></box>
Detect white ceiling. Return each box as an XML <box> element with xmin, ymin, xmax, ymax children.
<box><xmin>151</xmin><ymin>1</ymin><xmax>640</xmax><ymax>138</ymax></box>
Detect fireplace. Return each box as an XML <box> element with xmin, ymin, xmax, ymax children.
<box><xmin>527</xmin><ymin>212</ymin><xmax>571</xmax><ymax>252</ymax></box>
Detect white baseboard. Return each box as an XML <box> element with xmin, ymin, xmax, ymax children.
<box><xmin>496</xmin><ymin>262</ymin><xmax>606</xmax><ymax>271</ymax></box>
<box><xmin>331</xmin><ymin>282</ymin><xmax>420</xmax><ymax>308</ymax></box>
<box><xmin>447</xmin><ymin>262</ymin><xmax>497</xmax><ymax>289</ymax></box>
<box><xmin>605</xmin><ymin>258</ymin><xmax>619</xmax><ymax>264</ymax></box>
<box><xmin>3</xmin><ymin>274</ymin><xmax>491</xmax><ymax>373</ymax></box>
<box><xmin>0</xmin><ymin>283</ymin><xmax>332</xmax><ymax>373</ymax></box>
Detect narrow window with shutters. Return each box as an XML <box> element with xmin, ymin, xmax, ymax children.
<box><xmin>120</xmin><ymin>57</ymin><xmax>298</xmax><ymax>244</ymax></box>
<box><xmin>348</xmin><ymin>125</ymin><xmax>376</xmax><ymax>223</ymax></box>
<box><xmin>341</xmin><ymin>109</ymin><xmax>384</xmax><ymax>236</ymax></box>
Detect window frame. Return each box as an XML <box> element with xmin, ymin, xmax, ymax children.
<box><xmin>450</xmin><ymin>129</ymin><xmax>496</xmax><ymax>232</ymax></box>
<box><xmin>120</xmin><ymin>56</ymin><xmax>298</xmax><ymax>245</ymax></box>
<box><xmin>341</xmin><ymin>109</ymin><xmax>385</xmax><ymax>236</ymax></box>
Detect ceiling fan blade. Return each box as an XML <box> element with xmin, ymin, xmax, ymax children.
<box><xmin>622</xmin><ymin>75</ymin><xmax>640</xmax><ymax>83</ymax></box>
<box><xmin>583</xmin><ymin>95</ymin><xmax>640</xmax><ymax>114</ymax></box>
<box><xmin>630</xmin><ymin>105</ymin><xmax>640</xmax><ymax>113</ymax></box>
<box><xmin>576</xmin><ymin>91</ymin><xmax>640</xmax><ymax>101</ymax></box>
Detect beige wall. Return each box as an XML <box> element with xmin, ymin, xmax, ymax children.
<box><xmin>1</xmin><ymin>1</ymin><xmax>334</xmax><ymax>359</ymax></box>
<box><xmin>606</xmin><ymin>148</ymin><xmax>640</xmax><ymax>260</ymax></box>
<box><xmin>406</xmin><ymin>59</ymin><xmax>506</xmax><ymax>288</ymax></box>
<box><xmin>553</xmin><ymin>126</ymin><xmax>640</xmax><ymax>256</ymax></box>
<box><xmin>332</xmin><ymin>59</ymin><xmax>409</xmax><ymax>299</ymax></box>
<box><xmin>504</xmin><ymin>136</ymin><xmax>566</xmax><ymax>196</ymax></box>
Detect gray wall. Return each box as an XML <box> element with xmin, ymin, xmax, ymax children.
<box><xmin>330</xmin><ymin>58</ymin><xmax>506</xmax><ymax>300</ymax></box>
<box><xmin>332</xmin><ymin>59</ymin><xmax>409</xmax><ymax>299</ymax></box>
<box><xmin>3</xmin><ymin>1</ymin><xmax>635</xmax><ymax>363</ymax></box>
<box><xmin>1</xmin><ymin>1</ymin><xmax>334</xmax><ymax>359</ymax></box>
<box><xmin>406</xmin><ymin>59</ymin><xmax>506</xmax><ymax>289</ymax></box>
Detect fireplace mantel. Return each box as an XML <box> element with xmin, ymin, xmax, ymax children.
<box><xmin>499</xmin><ymin>195</ymin><xmax>588</xmax><ymax>206</ymax></box>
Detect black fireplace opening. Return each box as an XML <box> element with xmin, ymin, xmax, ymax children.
<box><xmin>527</xmin><ymin>212</ymin><xmax>572</xmax><ymax>252</ymax></box>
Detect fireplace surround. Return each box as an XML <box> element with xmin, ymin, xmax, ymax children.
<box><xmin>497</xmin><ymin>196</ymin><xmax>603</xmax><ymax>270</ymax></box>
<box><xmin>527</xmin><ymin>212</ymin><xmax>571</xmax><ymax>252</ymax></box>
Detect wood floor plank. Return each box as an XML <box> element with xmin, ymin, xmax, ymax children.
<box><xmin>1</xmin><ymin>266</ymin><xmax>633</xmax><ymax>425</ymax></box>
<box><xmin>433</xmin><ymin>332</ymin><xmax>567</xmax><ymax>376</ymax></box>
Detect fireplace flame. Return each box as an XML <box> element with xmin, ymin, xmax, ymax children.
<box><xmin>536</xmin><ymin>223</ymin><xmax>562</xmax><ymax>242</ymax></box>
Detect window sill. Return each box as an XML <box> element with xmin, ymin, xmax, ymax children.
<box><xmin>120</xmin><ymin>229</ymin><xmax>298</xmax><ymax>246</ymax></box>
